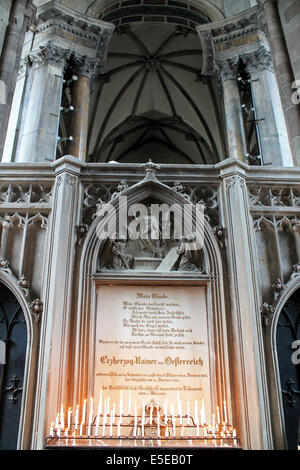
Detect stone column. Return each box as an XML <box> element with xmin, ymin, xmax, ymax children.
<box><xmin>243</xmin><ymin>46</ymin><xmax>293</xmax><ymax>166</ymax></box>
<box><xmin>220</xmin><ymin>161</ymin><xmax>273</xmax><ymax>449</ymax></box>
<box><xmin>67</xmin><ymin>58</ymin><xmax>96</xmax><ymax>161</ymax></box>
<box><xmin>260</xmin><ymin>0</ymin><xmax>300</xmax><ymax>164</ymax></box>
<box><xmin>14</xmin><ymin>45</ymin><xmax>70</xmax><ymax>163</ymax></box>
<box><xmin>218</xmin><ymin>58</ymin><xmax>246</xmax><ymax>161</ymax></box>
<box><xmin>0</xmin><ymin>0</ymin><xmax>34</xmax><ymax>158</ymax></box>
<box><xmin>32</xmin><ymin>156</ymin><xmax>85</xmax><ymax>449</ymax></box>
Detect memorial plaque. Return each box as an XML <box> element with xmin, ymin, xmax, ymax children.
<box><xmin>95</xmin><ymin>285</ymin><xmax>211</xmax><ymax>417</ymax></box>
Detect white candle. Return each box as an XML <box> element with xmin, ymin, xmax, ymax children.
<box><xmin>128</xmin><ymin>391</ymin><xmax>131</xmax><ymax>415</ymax></box>
<box><xmin>177</xmin><ymin>391</ymin><xmax>180</xmax><ymax>415</ymax></box>
<box><xmin>67</xmin><ymin>407</ymin><xmax>72</xmax><ymax>431</ymax></box>
<box><xmin>179</xmin><ymin>400</ymin><xmax>182</xmax><ymax>425</ymax></box>
<box><xmin>88</xmin><ymin>397</ymin><xmax>93</xmax><ymax>436</ymax></box>
<box><xmin>194</xmin><ymin>400</ymin><xmax>198</xmax><ymax>424</ymax></box>
<box><xmin>50</xmin><ymin>422</ymin><xmax>54</xmax><ymax>437</ymax></box>
<box><xmin>165</xmin><ymin>425</ymin><xmax>169</xmax><ymax>438</ymax></box>
<box><xmin>120</xmin><ymin>391</ymin><xmax>123</xmax><ymax>421</ymax></box>
<box><xmin>95</xmin><ymin>414</ymin><xmax>100</xmax><ymax>437</ymax></box>
<box><xmin>196</xmin><ymin>420</ymin><xmax>199</xmax><ymax>437</ymax></box>
<box><xmin>82</xmin><ymin>399</ymin><xmax>87</xmax><ymax>424</ymax></box>
<box><xmin>102</xmin><ymin>415</ymin><xmax>106</xmax><ymax>437</ymax></box>
<box><xmin>133</xmin><ymin>402</ymin><xmax>137</xmax><ymax>437</ymax></box>
<box><xmin>200</xmin><ymin>399</ymin><xmax>205</xmax><ymax>425</ymax></box>
<box><xmin>60</xmin><ymin>404</ymin><xmax>64</xmax><ymax>429</ymax></box>
<box><xmin>150</xmin><ymin>403</ymin><xmax>153</xmax><ymax>425</ymax></box>
<box><xmin>79</xmin><ymin>423</ymin><xmax>83</xmax><ymax>437</ymax></box>
<box><xmin>223</xmin><ymin>401</ymin><xmax>228</xmax><ymax>423</ymax></box>
<box><xmin>55</xmin><ymin>413</ymin><xmax>59</xmax><ymax>430</ymax></box>
<box><xmin>110</xmin><ymin>411</ymin><xmax>114</xmax><ymax>437</ymax></box>
<box><xmin>217</xmin><ymin>406</ymin><xmax>220</xmax><ymax>424</ymax></box>
<box><xmin>164</xmin><ymin>400</ymin><xmax>168</xmax><ymax>424</ymax></box>
<box><xmin>117</xmin><ymin>420</ymin><xmax>121</xmax><ymax>438</ymax></box>
<box><xmin>98</xmin><ymin>390</ymin><xmax>103</xmax><ymax>416</ymax></box>
<box><xmin>142</xmin><ymin>401</ymin><xmax>145</xmax><ymax>437</ymax></box>
<box><xmin>157</xmin><ymin>411</ymin><xmax>160</xmax><ymax>438</ymax></box>
<box><xmin>181</xmin><ymin>426</ymin><xmax>184</xmax><ymax>438</ymax></box>
<box><xmin>212</xmin><ymin>413</ymin><xmax>215</xmax><ymax>435</ymax></box>
<box><xmin>75</xmin><ymin>404</ymin><xmax>79</xmax><ymax>430</ymax></box>
<box><xmin>171</xmin><ymin>404</ymin><xmax>175</xmax><ymax>437</ymax></box>
<box><xmin>187</xmin><ymin>402</ymin><xmax>190</xmax><ymax>425</ymax></box>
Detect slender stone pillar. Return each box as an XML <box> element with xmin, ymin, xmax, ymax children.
<box><xmin>14</xmin><ymin>45</ymin><xmax>70</xmax><ymax>163</ymax></box>
<box><xmin>218</xmin><ymin>59</ymin><xmax>246</xmax><ymax>161</ymax></box>
<box><xmin>260</xmin><ymin>0</ymin><xmax>300</xmax><ymax>164</ymax></box>
<box><xmin>220</xmin><ymin>161</ymin><xmax>272</xmax><ymax>449</ymax></box>
<box><xmin>32</xmin><ymin>156</ymin><xmax>85</xmax><ymax>449</ymax></box>
<box><xmin>67</xmin><ymin>67</ymin><xmax>92</xmax><ymax>161</ymax></box>
<box><xmin>242</xmin><ymin>47</ymin><xmax>293</xmax><ymax>166</ymax></box>
<box><xmin>0</xmin><ymin>0</ymin><xmax>33</xmax><ymax>158</ymax></box>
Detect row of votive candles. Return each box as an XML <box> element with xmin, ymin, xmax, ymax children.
<box><xmin>49</xmin><ymin>392</ymin><xmax>235</xmax><ymax>440</ymax></box>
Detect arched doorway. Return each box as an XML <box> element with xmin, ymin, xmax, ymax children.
<box><xmin>0</xmin><ymin>282</ymin><xmax>27</xmax><ymax>450</ymax></box>
<box><xmin>276</xmin><ymin>288</ymin><xmax>300</xmax><ymax>449</ymax></box>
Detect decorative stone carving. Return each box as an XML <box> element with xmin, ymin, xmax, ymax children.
<box><xmin>111</xmin><ymin>181</ymin><xmax>129</xmax><ymax>201</ymax></box>
<box><xmin>241</xmin><ymin>46</ymin><xmax>273</xmax><ymax>74</ymax></box>
<box><xmin>0</xmin><ymin>257</ymin><xmax>12</xmax><ymax>275</ymax></box>
<box><xmin>216</xmin><ymin>57</ymin><xmax>240</xmax><ymax>82</ymax></box>
<box><xmin>29</xmin><ymin>43</ymin><xmax>72</xmax><ymax>68</ymax></box>
<box><xmin>17</xmin><ymin>275</ymin><xmax>31</xmax><ymax>299</ymax></box>
<box><xmin>77</xmin><ymin>223</ymin><xmax>90</xmax><ymax>246</ymax></box>
<box><xmin>172</xmin><ymin>182</ymin><xmax>191</xmax><ymax>202</ymax></box>
<box><xmin>260</xmin><ymin>302</ymin><xmax>275</xmax><ymax>327</ymax></box>
<box><xmin>176</xmin><ymin>235</ymin><xmax>203</xmax><ymax>272</ymax></box>
<box><xmin>111</xmin><ymin>238</ymin><xmax>134</xmax><ymax>270</ymax></box>
<box><xmin>28</xmin><ymin>298</ymin><xmax>43</xmax><ymax>323</ymax></box>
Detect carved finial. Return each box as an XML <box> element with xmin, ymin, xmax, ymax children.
<box><xmin>140</xmin><ymin>159</ymin><xmax>160</xmax><ymax>182</ymax></box>
<box><xmin>29</xmin><ymin>298</ymin><xmax>43</xmax><ymax>323</ymax></box>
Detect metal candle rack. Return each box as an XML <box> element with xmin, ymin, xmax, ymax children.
<box><xmin>45</xmin><ymin>414</ymin><xmax>240</xmax><ymax>448</ymax></box>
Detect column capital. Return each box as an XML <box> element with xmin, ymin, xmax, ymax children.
<box><xmin>29</xmin><ymin>43</ymin><xmax>71</xmax><ymax>69</ymax></box>
<box><xmin>216</xmin><ymin>57</ymin><xmax>240</xmax><ymax>81</ymax></box>
<box><xmin>241</xmin><ymin>46</ymin><xmax>273</xmax><ymax>74</ymax></box>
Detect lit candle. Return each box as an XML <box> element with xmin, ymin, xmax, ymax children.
<box><xmin>177</xmin><ymin>391</ymin><xmax>180</xmax><ymax>415</ymax></box>
<box><xmin>117</xmin><ymin>420</ymin><xmax>121</xmax><ymax>438</ymax></box>
<box><xmin>217</xmin><ymin>406</ymin><xmax>220</xmax><ymax>424</ymax></box>
<box><xmin>179</xmin><ymin>400</ymin><xmax>182</xmax><ymax>425</ymax></box>
<box><xmin>88</xmin><ymin>397</ymin><xmax>93</xmax><ymax>437</ymax></box>
<box><xmin>171</xmin><ymin>404</ymin><xmax>175</xmax><ymax>437</ymax></box>
<box><xmin>98</xmin><ymin>390</ymin><xmax>103</xmax><ymax>416</ymax></box>
<box><xmin>186</xmin><ymin>402</ymin><xmax>190</xmax><ymax>425</ymax></box>
<box><xmin>128</xmin><ymin>391</ymin><xmax>132</xmax><ymax>416</ymax></box>
<box><xmin>196</xmin><ymin>420</ymin><xmax>199</xmax><ymax>438</ymax></box>
<box><xmin>142</xmin><ymin>401</ymin><xmax>145</xmax><ymax>437</ymax></box>
<box><xmin>165</xmin><ymin>425</ymin><xmax>169</xmax><ymax>438</ymax></box>
<box><xmin>133</xmin><ymin>402</ymin><xmax>137</xmax><ymax>437</ymax></box>
<box><xmin>150</xmin><ymin>403</ymin><xmax>153</xmax><ymax>425</ymax></box>
<box><xmin>157</xmin><ymin>411</ymin><xmax>160</xmax><ymax>438</ymax></box>
<box><xmin>75</xmin><ymin>404</ymin><xmax>79</xmax><ymax>430</ymax></box>
<box><xmin>110</xmin><ymin>410</ymin><xmax>114</xmax><ymax>437</ymax></box>
<box><xmin>119</xmin><ymin>391</ymin><xmax>123</xmax><ymax>422</ymax></box>
<box><xmin>68</xmin><ymin>407</ymin><xmax>72</xmax><ymax>431</ymax></box>
<box><xmin>57</xmin><ymin>425</ymin><xmax>61</xmax><ymax>438</ymax></box>
<box><xmin>164</xmin><ymin>400</ymin><xmax>168</xmax><ymax>425</ymax></box>
<box><xmin>102</xmin><ymin>414</ymin><xmax>106</xmax><ymax>437</ymax></box>
<box><xmin>82</xmin><ymin>399</ymin><xmax>87</xmax><ymax>424</ymax></box>
<box><xmin>55</xmin><ymin>413</ymin><xmax>59</xmax><ymax>430</ymax></box>
<box><xmin>181</xmin><ymin>426</ymin><xmax>184</xmax><ymax>438</ymax></box>
<box><xmin>194</xmin><ymin>400</ymin><xmax>198</xmax><ymax>424</ymax></box>
<box><xmin>200</xmin><ymin>399</ymin><xmax>205</xmax><ymax>425</ymax></box>
<box><xmin>50</xmin><ymin>422</ymin><xmax>54</xmax><ymax>437</ymax></box>
<box><xmin>223</xmin><ymin>401</ymin><xmax>228</xmax><ymax>424</ymax></box>
<box><xmin>95</xmin><ymin>414</ymin><xmax>100</xmax><ymax>437</ymax></box>
<box><xmin>79</xmin><ymin>423</ymin><xmax>83</xmax><ymax>437</ymax></box>
<box><xmin>60</xmin><ymin>404</ymin><xmax>64</xmax><ymax>429</ymax></box>
<box><xmin>212</xmin><ymin>413</ymin><xmax>215</xmax><ymax>436</ymax></box>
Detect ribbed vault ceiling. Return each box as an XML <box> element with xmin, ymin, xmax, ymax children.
<box><xmin>84</xmin><ymin>22</ymin><xmax>226</xmax><ymax>164</ymax></box>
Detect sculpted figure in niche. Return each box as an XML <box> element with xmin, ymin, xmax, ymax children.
<box><xmin>177</xmin><ymin>234</ymin><xmax>203</xmax><ymax>272</ymax></box>
<box><xmin>135</xmin><ymin>214</ymin><xmax>162</xmax><ymax>258</ymax></box>
<box><xmin>112</xmin><ymin>237</ymin><xmax>134</xmax><ymax>270</ymax></box>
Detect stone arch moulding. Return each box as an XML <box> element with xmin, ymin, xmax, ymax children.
<box><xmin>267</xmin><ymin>267</ymin><xmax>300</xmax><ymax>449</ymax></box>
<box><xmin>0</xmin><ymin>268</ymin><xmax>39</xmax><ymax>450</ymax></box>
<box><xmin>85</xmin><ymin>0</ymin><xmax>225</xmax><ymax>21</ymax></box>
<box><xmin>72</xmin><ymin>172</ymin><xmax>232</xmax><ymax>429</ymax></box>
